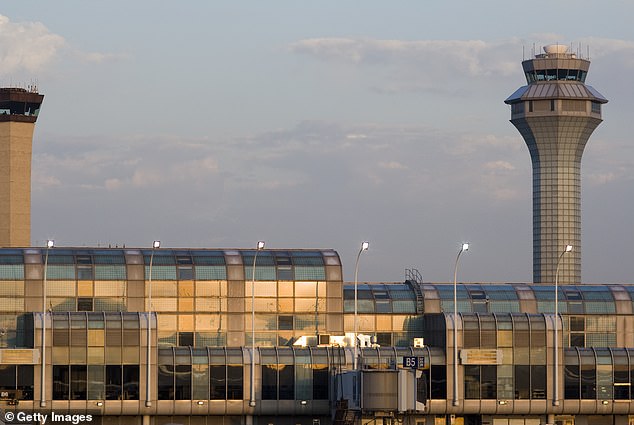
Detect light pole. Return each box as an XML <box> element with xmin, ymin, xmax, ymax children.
<box><xmin>40</xmin><ymin>239</ymin><xmax>54</xmax><ymax>408</ymax></box>
<box><xmin>250</xmin><ymin>240</ymin><xmax>265</xmax><ymax>408</ymax></box>
<box><xmin>453</xmin><ymin>243</ymin><xmax>469</xmax><ymax>407</ymax></box>
<box><xmin>145</xmin><ymin>240</ymin><xmax>160</xmax><ymax>408</ymax></box>
<box><xmin>553</xmin><ymin>244</ymin><xmax>572</xmax><ymax>407</ymax></box>
<box><xmin>353</xmin><ymin>241</ymin><xmax>369</xmax><ymax>371</ymax></box>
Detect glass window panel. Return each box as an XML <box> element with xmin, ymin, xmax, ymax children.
<box><xmin>464</xmin><ymin>365</ymin><xmax>480</xmax><ymax>399</ymax></box>
<box><xmin>531</xmin><ymin>365</ymin><xmax>546</xmax><ymax>399</ymax></box>
<box><xmin>47</xmin><ymin>281</ymin><xmax>76</xmax><ymax>297</ymax></box>
<box><xmin>497</xmin><ymin>365</ymin><xmax>513</xmax><ymax>399</ymax></box>
<box><xmin>244</xmin><ymin>265</ymin><xmax>276</xmax><ymax>281</ymax></box>
<box><xmin>597</xmin><ymin>364</ymin><xmax>613</xmax><ymax>400</ymax></box>
<box><xmin>70</xmin><ymin>365</ymin><xmax>87</xmax><ymax>400</ymax></box>
<box><xmin>514</xmin><ymin>365</ymin><xmax>530</xmax><ymax>399</ymax></box>
<box><xmin>565</xmin><ymin>364</ymin><xmax>580</xmax><ymax>399</ymax></box>
<box><xmin>174</xmin><ymin>365</ymin><xmax>191</xmax><ymax>400</ymax></box>
<box><xmin>392</xmin><ymin>300</ymin><xmax>416</xmax><ymax>313</ymax></box>
<box><xmin>278</xmin><ymin>364</ymin><xmax>294</xmax><ymax>400</ymax></box>
<box><xmin>53</xmin><ymin>365</ymin><xmax>70</xmax><ymax>400</ymax></box>
<box><xmin>313</xmin><ymin>364</ymin><xmax>328</xmax><ymax>400</ymax></box>
<box><xmin>295</xmin><ymin>282</ymin><xmax>317</xmax><ymax>298</ymax></box>
<box><xmin>17</xmin><ymin>365</ymin><xmax>34</xmax><ymax>400</ymax></box>
<box><xmin>262</xmin><ymin>364</ymin><xmax>277</xmax><ymax>400</ymax></box>
<box><xmin>95</xmin><ymin>265</ymin><xmax>126</xmax><ymax>280</ymax></box>
<box><xmin>227</xmin><ymin>365</ymin><xmax>243</xmax><ymax>399</ymax></box>
<box><xmin>210</xmin><ymin>365</ymin><xmax>226</xmax><ymax>400</ymax></box>
<box><xmin>158</xmin><ymin>364</ymin><xmax>174</xmax><ymax>400</ymax></box>
<box><xmin>87</xmin><ymin>365</ymin><xmax>104</xmax><ymax>400</ymax></box>
<box><xmin>192</xmin><ymin>364</ymin><xmax>209</xmax><ymax>400</ymax></box>
<box><xmin>580</xmin><ymin>351</ymin><xmax>597</xmax><ymax>399</ymax></box>
<box><xmin>0</xmin><ymin>265</ymin><xmax>24</xmax><ymax>280</ymax></box>
<box><xmin>123</xmin><ymin>365</ymin><xmax>139</xmax><ymax>400</ymax></box>
<box><xmin>295</xmin><ymin>298</ymin><xmax>319</xmax><ymax>312</ymax></box>
<box><xmin>192</xmin><ymin>254</ymin><xmax>225</xmax><ymax>265</ymax></box>
<box><xmin>48</xmin><ymin>265</ymin><xmax>75</xmax><ymax>280</ymax></box>
<box><xmin>296</xmin><ymin>364</ymin><xmax>311</xmax><ymax>400</ymax></box>
<box><xmin>145</xmin><ymin>265</ymin><xmax>176</xmax><ymax>280</ymax></box>
<box><xmin>105</xmin><ymin>365</ymin><xmax>122</xmax><ymax>400</ymax></box>
<box><xmin>195</xmin><ymin>266</ymin><xmax>227</xmax><ymax>280</ymax></box>
<box><xmin>294</xmin><ymin>266</ymin><xmax>325</xmax><ymax>281</ymax></box>
<box><xmin>481</xmin><ymin>365</ymin><xmax>496</xmax><ymax>399</ymax></box>
<box><xmin>254</xmin><ymin>281</ymin><xmax>277</xmax><ymax>297</ymax></box>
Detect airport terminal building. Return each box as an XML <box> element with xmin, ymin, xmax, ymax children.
<box><xmin>0</xmin><ymin>247</ymin><xmax>633</xmax><ymax>425</ymax></box>
<box><xmin>0</xmin><ymin>44</ymin><xmax>629</xmax><ymax>425</ymax></box>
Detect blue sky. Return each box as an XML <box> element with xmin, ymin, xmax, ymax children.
<box><xmin>1</xmin><ymin>1</ymin><xmax>633</xmax><ymax>283</ymax></box>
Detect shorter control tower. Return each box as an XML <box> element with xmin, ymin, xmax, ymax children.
<box><xmin>505</xmin><ymin>45</ymin><xmax>607</xmax><ymax>284</ymax></box>
<box><xmin>0</xmin><ymin>87</ymin><xmax>44</xmax><ymax>247</ymax></box>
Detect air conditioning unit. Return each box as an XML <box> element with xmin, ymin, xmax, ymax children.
<box><xmin>318</xmin><ymin>334</ymin><xmax>331</xmax><ymax>345</ymax></box>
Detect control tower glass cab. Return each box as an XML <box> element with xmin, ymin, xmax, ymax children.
<box><xmin>0</xmin><ymin>87</ymin><xmax>43</xmax><ymax>121</ymax></box>
<box><xmin>505</xmin><ymin>44</ymin><xmax>608</xmax><ymax>284</ymax></box>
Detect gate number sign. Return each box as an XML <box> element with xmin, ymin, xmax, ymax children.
<box><xmin>403</xmin><ymin>356</ymin><xmax>424</xmax><ymax>369</ymax></box>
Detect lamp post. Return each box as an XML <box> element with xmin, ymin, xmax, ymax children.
<box><xmin>40</xmin><ymin>239</ymin><xmax>54</xmax><ymax>408</ymax></box>
<box><xmin>250</xmin><ymin>240</ymin><xmax>265</xmax><ymax>408</ymax></box>
<box><xmin>353</xmin><ymin>241</ymin><xmax>369</xmax><ymax>371</ymax></box>
<box><xmin>145</xmin><ymin>240</ymin><xmax>160</xmax><ymax>408</ymax></box>
<box><xmin>553</xmin><ymin>244</ymin><xmax>572</xmax><ymax>407</ymax></box>
<box><xmin>452</xmin><ymin>243</ymin><xmax>469</xmax><ymax>407</ymax></box>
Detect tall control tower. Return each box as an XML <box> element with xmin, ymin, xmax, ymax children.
<box><xmin>0</xmin><ymin>87</ymin><xmax>44</xmax><ymax>247</ymax></box>
<box><xmin>505</xmin><ymin>45</ymin><xmax>608</xmax><ymax>284</ymax></box>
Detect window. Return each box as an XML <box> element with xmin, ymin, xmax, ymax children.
<box><xmin>278</xmin><ymin>316</ymin><xmax>293</xmax><ymax>330</ymax></box>
<box><xmin>464</xmin><ymin>365</ymin><xmax>480</xmax><ymax>399</ymax></box>
<box><xmin>276</xmin><ymin>256</ymin><xmax>293</xmax><ymax>280</ymax></box>
<box><xmin>531</xmin><ymin>365</ymin><xmax>546</xmax><ymax>399</ymax></box>
<box><xmin>77</xmin><ymin>298</ymin><xmax>93</xmax><ymax>312</ymax></box>
<box><xmin>313</xmin><ymin>364</ymin><xmax>329</xmax><ymax>400</ymax></box>
<box><xmin>0</xmin><ymin>365</ymin><xmax>33</xmax><ymax>400</ymax></box>
<box><xmin>580</xmin><ymin>352</ymin><xmax>596</xmax><ymax>399</ymax></box>
<box><xmin>465</xmin><ymin>365</ymin><xmax>496</xmax><ymax>399</ymax></box>
<box><xmin>514</xmin><ymin>365</ymin><xmax>530</xmax><ymax>399</ymax></box>
<box><xmin>227</xmin><ymin>365</ymin><xmax>243</xmax><ymax>399</ymax></box>
<box><xmin>210</xmin><ymin>365</ymin><xmax>243</xmax><ymax>400</ymax></box>
<box><xmin>429</xmin><ymin>365</ymin><xmax>446</xmax><ymax>399</ymax></box>
<box><xmin>158</xmin><ymin>365</ymin><xmax>175</xmax><ymax>400</ymax></box>
<box><xmin>178</xmin><ymin>332</ymin><xmax>194</xmax><ymax>347</ymax></box>
<box><xmin>77</xmin><ymin>256</ymin><xmax>93</xmax><ymax>280</ymax></box>
<box><xmin>104</xmin><ymin>365</ymin><xmax>139</xmax><ymax>400</ymax></box>
<box><xmin>53</xmin><ymin>365</ymin><xmax>70</xmax><ymax>400</ymax></box>
<box><xmin>177</xmin><ymin>256</ymin><xmax>194</xmax><ymax>280</ymax></box>
<box><xmin>262</xmin><ymin>364</ymin><xmax>277</xmax><ymax>400</ymax></box>
<box><xmin>174</xmin><ymin>365</ymin><xmax>191</xmax><ymax>400</ymax></box>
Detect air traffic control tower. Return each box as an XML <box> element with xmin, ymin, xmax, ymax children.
<box><xmin>505</xmin><ymin>44</ymin><xmax>607</xmax><ymax>284</ymax></box>
<box><xmin>0</xmin><ymin>87</ymin><xmax>44</xmax><ymax>247</ymax></box>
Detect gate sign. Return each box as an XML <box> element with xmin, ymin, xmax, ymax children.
<box><xmin>403</xmin><ymin>356</ymin><xmax>425</xmax><ymax>369</ymax></box>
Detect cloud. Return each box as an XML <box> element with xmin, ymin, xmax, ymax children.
<box><xmin>0</xmin><ymin>14</ymin><xmax>124</xmax><ymax>77</ymax></box>
<box><xmin>379</xmin><ymin>161</ymin><xmax>408</xmax><ymax>170</ymax></box>
<box><xmin>74</xmin><ymin>51</ymin><xmax>129</xmax><ymax>64</ymax></box>
<box><xmin>290</xmin><ymin>36</ymin><xmax>634</xmax><ymax>94</ymax></box>
<box><xmin>0</xmin><ymin>14</ymin><xmax>65</xmax><ymax>73</ymax></box>
<box><xmin>484</xmin><ymin>160</ymin><xmax>516</xmax><ymax>172</ymax></box>
<box><xmin>290</xmin><ymin>37</ymin><xmax>519</xmax><ymax>77</ymax></box>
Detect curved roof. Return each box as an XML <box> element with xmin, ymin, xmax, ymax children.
<box><xmin>505</xmin><ymin>82</ymin><xmax>607</xmax><ymax>104</ymax></box>
<box><xmin>344</xmin><ymin>282</ymin><xmax>632</xmax><ymax>315</ymax></box>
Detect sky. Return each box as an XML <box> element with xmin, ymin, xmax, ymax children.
<box><xmin>1</xmin><ymin>1</ymin><xmax>633</xmax><ymax>283</ymax></box>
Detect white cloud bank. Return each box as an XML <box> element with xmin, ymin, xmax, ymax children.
<box><xmin>290</xmin><ymin>36</ymin><xmax>634</xmax><ymax>94</ymax></box>
<box><xmin>0</xmin><ymin>14</ymin><xmax>124</xmax><ymax>77</ymax></box>
<box><xmin>0</xmin><ymin>15</ymin><xmax>65</xmax><ymax>73</ymax></box>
